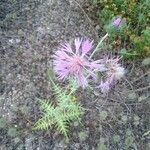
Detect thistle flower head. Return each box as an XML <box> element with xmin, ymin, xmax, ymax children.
<box><xmin>105</xmin><ymin>56</ymin><xmax>125</xmax><ymax>79</ymax></box>
<box><xmin>99</xmin><ymin>56</ymin><xmax>125</xmax><ymax>93</ymax></box>
<box><xmin>53</xmin><ymin>38</ymin><xmax>102</xmax><ymax>88</ymax></box>
<box><xmin>106</xmin><ymin>16</ymin><xmax>126</xmax><ymax>35</ymax></box>
<box><xmin>112</xmin><ymin>16</ymin><xmax>125</xmax><ymax>28</ymax></box>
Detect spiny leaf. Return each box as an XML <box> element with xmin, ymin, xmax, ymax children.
<box><xmin>34</xmin><ymin>115</ymin><xmax>54</xmax><ymax>130</ymax></box>
<box><xmin>34</xmin><ymin>76</ymin><xmax>83</xmax><ymax>138</ymax></box>
<box><xmin>68</xmin><ymin>77</ymin><xmax>78</xmax><ymax>94</ymax></box>
<box><xmin>37</xmin><ymin>98</ymin><xmax>55</xmax><ymax>113</ymax></box>
<box><xmin>52</xmin><ymin>83</ymin><xmax>70</xmax><ymax>102</ymax></box>
<box><xmin>55</xmin><ymin>117</ymin><xmax>68</xmax><ymax>138</ymax></box>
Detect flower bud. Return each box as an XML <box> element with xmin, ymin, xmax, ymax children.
<box><xmin>112</xmin><ymin>16</ymin><xmax>124</xmax><ymax>27</ymax></box>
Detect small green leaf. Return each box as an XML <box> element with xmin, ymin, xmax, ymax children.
<box><xmin>0</xmin><ymin>96</ymin><xmax>5</xmax><ymax>106</ymax></box>
<box><xmin>97</xmin><ymin>138</ymin><xmax>107</xmax><ymax>150</ymax></box>
<box><xmin>119</xmin><ymin>49</ymin><xmax>139</xmax><ymax>58</ymax></box>
<box><xmin>13</xmin><ymin>137</ymin><xmax>21</xmax><ymax>143</ymax></box>
<box><xmin>78</xmin><ymin>131</ymin><xmax>88</xmax><ymax>141</ymax></box>
<box><xmin>97</xmin><ymin>143</ymin><xmax>107</xmax><ymax>150</ymax></box>
<box><xmin>126</xmin><ymin>129</ymin><xmax>132</xmax><ymax>136</ymax></box>
<box><xmin>142</xmin><ymin>58</ymin><xmax>150</xmax><ymax>66</ymax></box>
<box><xmin>91</xmin><ymin>0</ymin><xmax>97</xmax><ymax>5</ymax></box>
<box><xmin>100</xmin><ymin>111</ymin><xmax>108</xmax><ymax>121</ymax></box>
<box><xmin>113</xmin><ymin>135</ymin><xmax>120</xmax><ymax>143</ymax></box>
<box><xmin>133</xmin><ymin>115</ymin><xmax>140</xmax><ymax>126</ymax></box>
<box><xmin>134</xmin><ymin>115</ymin><xmax>140</xmax><ymax>121</ymax></box>
<box><xmin>138</xmin><ymin>95</ymin><xmax>147</xmax><ymax>102</ymax></box>
<box><xmin>100</xmin><ymin>137</ymin><xmax>105</xmax><ymax>143</ymax></box>
<box><xmin>8</xmin><ymin>127</ymin><xmax>18</xmax><ymax>137</ymax></box>
<box><xmin>128</xmin><ymin>92</ymin><xmax>137</xmax><ymax>101</ymax></box>
<box><xmin>125</xmin><ymin>136</ymin><xmax>134</xmax><ymax>150</ymax></box>
<box><xmin>138</xmin><ymin>13</ymin><xmax>145</xmax><ymax>22</ymax></box>
<box><xmin>20</xmin><ymin>105</ymin><xmax>29</xmax><ymax>115</ymax></box>
<box><xmin>119</xmin><ymin>48</ymin><xmax>127</xmax><ymax>54</ymax></box>
<box><xmin>0</xmin><ymin>117</ymin><xmax>7</xmax><ymax>128</ymax></box>
<box><xmin>11</xmin><ymin>105</ymin><xmax>18</xmax><ymax>112</ymax></box>
<box><xmin>143</xmin><ymin>130</ymin><xmax>150</xmax><ymax>137</ymax></box>
<box><xmin>121</xmin><ymin>115</ymin><xmax>128</xmax><ymax>123</ymax></box>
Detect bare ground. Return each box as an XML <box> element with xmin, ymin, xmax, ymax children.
<box><xmin>0</xmin><ymin>0</ymin><xmax>150</xmax><ymax>149</ymax></box>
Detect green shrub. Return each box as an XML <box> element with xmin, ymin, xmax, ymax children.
<box><xmin>92</xmin><ymin>0</ymin><xmax>150</xmax><ymax>58</ymax></box>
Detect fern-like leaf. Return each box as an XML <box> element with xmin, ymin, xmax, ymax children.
<box><xmin>37</xmin><ymin>98</ymin><xmax>55</xmax><ymax>114</ymax></box>
<box><xmin>55</xmin><ymin>116</ymin><xmax>68</xmax><ymax>138</ymax></box>
<box><xmin>33</xmin><ymin>114</ymin><xmax>54</xmax><ymax>130</ymax></box>
<box><xmin>34</xmin><ymin>78</ymin><xmax>83</xmax><ymax>138</ymax></box>
<box><xmin>68</xmin><ymin>77</ymin><xmax>78</xmax><ymax>94</ymax></box>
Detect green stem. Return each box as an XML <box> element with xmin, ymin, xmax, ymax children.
<box><xmin>89</xmin><ymin>33</ymin><xmax>108</xmax><ymax>60</ymax></box>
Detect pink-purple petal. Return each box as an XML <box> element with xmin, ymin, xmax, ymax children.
<box><xmin>76</xmin><ymin>73</ymin><xmax>88</xmax><ymax>88</ymax></box>
<box><xmin>60</xmin><ymin>42</ymin><xmax>72</xmax><ymax>53</ymax></box>
<box><xmin>81</xmin><ymin>39</ymin><xmax>93</xmax><ymax>54</ymax></box>
<box><xmin>74</xmin><ymin>38</ymin><xmax>82</xmax><ymax>54</ymax></box>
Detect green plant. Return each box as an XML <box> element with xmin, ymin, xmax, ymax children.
<box><xmin>93</xmin><ymin>0</ymin><xmax>150</xmax><ymax>58</ymax></box>
<box><xmin>97</xmin><ymin>138</ymin><xmax>107</xmax><ymax>150</ymax></box>
<box><xmin>34</xmin><ymin>72</ymin><xmax>84</xmax><ymax>139</ymax></box>
<box><xmin>7</xmin><ymin>127</ymin><xmax>18</xmax><ymax>137</ymax></box>
<box><xmin>125</xmin><ymin>135</ymin><xmax>134</xmax><ymax>150</ymax></box>
<box><xmin>99</xmin><ymin>110</ymin><xmax>108</xmax><ymax>121</ymax></box>
<box><xmin>113</xmin><ymin>135</ymin><xmax>120</xmax><ymax>143</ymax></box>
<box><xmin>78</xmin><ymin>131</ymin><xmax>88</xmax><ymax>141</ymax></box>
<box><xmin>142</xmin><ymin>57</ymin><xmax>150</xmax><ymax>66</ymax></box>
<box><xmin>0</xmin><ymin>116</ymin><xmax>7</xmax><ymax>128</ymax></box>
<box><xmin>124</xmin><ymin>129</ymin><xmax>135</xmax><ymax>150</ymax></box>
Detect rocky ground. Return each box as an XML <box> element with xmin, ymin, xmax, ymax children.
<box><xmin>0</xmin><ymin>0</ymin><xmax>150</xmax><ymax>149</ymax></box>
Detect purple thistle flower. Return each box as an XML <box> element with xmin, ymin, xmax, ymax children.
<box><xmin>53</xmin><ymin>38</ymin><xmax>103</xmax><ymax>88</ymax></box>
<box><xmin>98</xmin><ymin>56</ymin><xmax>125</xmax><ymax>93</ymax></box>
<box><xmin>112</xmin><ymin>16</ymin><xmax>125</xmax><ymax>28</ymax></box>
